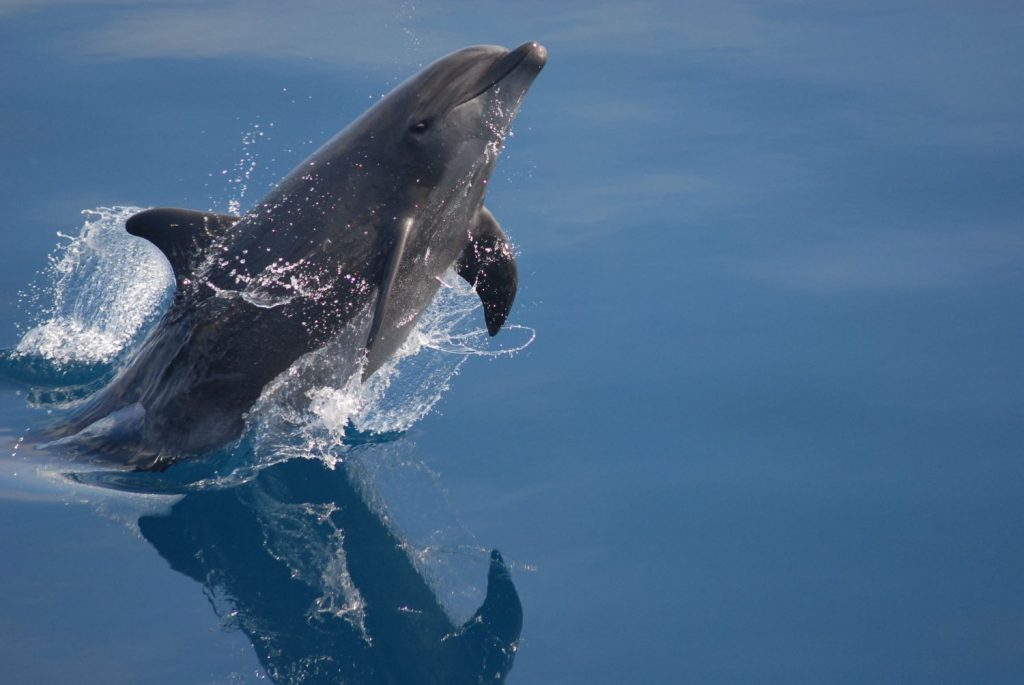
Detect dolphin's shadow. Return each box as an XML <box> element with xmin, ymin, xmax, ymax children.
<box><xmin>137</xmin><ymin>456</ymin><xmax>522</xmax><ymax>684</ymax></box>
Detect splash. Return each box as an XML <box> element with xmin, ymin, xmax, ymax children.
<box><xmin>215</xmin><ymin>120</ymin><xmax>271</xmax><ymax>217</ymax></box>
<box><xmin>13</xmin><ymin>206</ymin><xmax>174</xmax><ymax>369</ymax></box>
<box><xmin>239</xmin><ymin>267</ymin><xmax>534</xmax><ymax>475</ymax></box>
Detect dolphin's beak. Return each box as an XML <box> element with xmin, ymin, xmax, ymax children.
<box><xmin>504</xmin><ymin>41</ymin><xmax>548</xmax><ymax>76</ymax></box>
<box><xmin>522</xmin><ymin>41</ymin><xmax>548</xmax><ymax>68</ymax></box>
<box><xmin>456</xmin><ymin>42</ymin><xmax>547</xmax><ymax>108</ymax></box>
<box><xmin>489</xmin><ymin>42</ymin><xmax>547</xmax><ymax>91</ymax></box>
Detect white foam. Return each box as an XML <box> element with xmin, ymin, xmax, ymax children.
<box><xmin>15</xmin><ymin>206</ymin><xmax>174</xmax><ymax>366</ymax></box>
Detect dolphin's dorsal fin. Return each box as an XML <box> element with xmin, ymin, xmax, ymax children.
<box><xmin>456</xmin><ymin>207</ymin><xmax>518</xmax><ymax>336</ymax></box>
<box><xmin>126</xmin><ymin>207</ymin><xmax>239</xmax><ymax>281</ymax></box>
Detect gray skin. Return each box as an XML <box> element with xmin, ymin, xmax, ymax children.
<box><xmin>50</xmin><ymin>42</ymin><xmax>547</xmax><ymax>469</ymax></box>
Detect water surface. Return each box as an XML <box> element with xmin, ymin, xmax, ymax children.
<box><xmin>1</xmin><ymin>2</ymin><xmax>1023</xmax><ymax>683</ymax></box>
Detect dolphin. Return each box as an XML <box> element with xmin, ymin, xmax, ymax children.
<box><xmin>48</xmin><ymin>42</ymin><xmax>547</xmax><ymax>469</ymax></box>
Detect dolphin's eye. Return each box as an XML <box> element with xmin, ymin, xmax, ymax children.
<box><xmin>410</xmin><ymin>120</ymin><xmax>429</xmax><ymax>134</ymax></box>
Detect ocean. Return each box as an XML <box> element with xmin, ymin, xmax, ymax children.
<box><xmin>1</xmin><ymin>2</ymin><xmax>1022</xmax><ymax>683</ymax></box>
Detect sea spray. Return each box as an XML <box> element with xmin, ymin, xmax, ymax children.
<box><xmin>14</xmin><ymin>206</ymin><xmax>173</xmax><ymax>369</ymax></box>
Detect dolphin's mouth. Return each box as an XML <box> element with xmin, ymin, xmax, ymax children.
<box><xmin>454</xmin><ymin>42</ymin><xmax>547</xmax><ymax>108</ymax></box>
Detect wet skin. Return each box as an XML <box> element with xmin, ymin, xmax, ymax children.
<box><xmin>48</xmin><ymin>43</ymin><xmax>547</xmax><ymax>468</ymax></box>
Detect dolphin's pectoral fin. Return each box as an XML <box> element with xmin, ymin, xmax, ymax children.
<box><xmin>453</xmin><ymin>549</ymin><xmax>523</xmax><ymax>678</ymax></box>
<box><xmin>126</xmin><ymin>207</ymin><xmax>240</xmax><ymax>281</ymax></box>
<box><xmin>457</xmin><ymin>207</ymin><xmax>518</xmax><ymax>335</ymax></box>
<box><xmin>363</xmin><ymin>218</ymin><xmax>414</xmax><ymax>379</ymax></box>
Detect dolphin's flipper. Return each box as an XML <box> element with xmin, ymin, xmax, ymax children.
<box><xmin>126</xmin><ymin>207</ymin><xmax>240</xmax><ymax>281</ymax></box>
<box><xmin>363</xmin><ymin>218</ymin><xmax>414</xmax><ymax>379</ymax></box>
<box><xmin>457</xmin><ymin>207</ymin><xmax>518</xmax><ymax>335</ymax></box>
<box><xmin>454</xmin><ymin>549</ymin><xmax>523</xmax><ymax>680</ymax></box>
<box><xmin>366</xmin><ymin>217</ymin><xmax>413</xmax><ymax>352</ymax></box>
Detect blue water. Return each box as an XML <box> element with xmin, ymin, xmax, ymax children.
<box><xmin>2</xmin><ymin>2</ymin><xmax>1024</xmax><ymax>683</ymax></box>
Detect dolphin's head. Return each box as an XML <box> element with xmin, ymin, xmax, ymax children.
<box><xmin>337</xmin><ymin>43</ymin><xmax>545</xmax><ymax>378</ymax></box>
<box><xmin>360</xmin><ymin>42</ymin><xmax>547</xmax><ymax>198</ymax></box>
<box><xmin>401</xmin><ymin>41</ymin><xmax>548</xmax><ymax>138</ymax></box>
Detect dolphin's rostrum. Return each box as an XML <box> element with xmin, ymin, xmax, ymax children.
<box><xmin>49</xmin><ymin>42</ymin><xmax>547</xmax><ymax>468</ymax></box>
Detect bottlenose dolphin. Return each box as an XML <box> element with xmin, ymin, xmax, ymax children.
<box><xmin>48</xmin><ymin>42</ymin><xmax>547</xmax><ymax>468</ymax></box>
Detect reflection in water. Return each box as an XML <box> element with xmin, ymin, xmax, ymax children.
<box><xmin>137</xmin><ymin>457</ymin><xmax>522</xmax><ymax>684</ymax></box>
